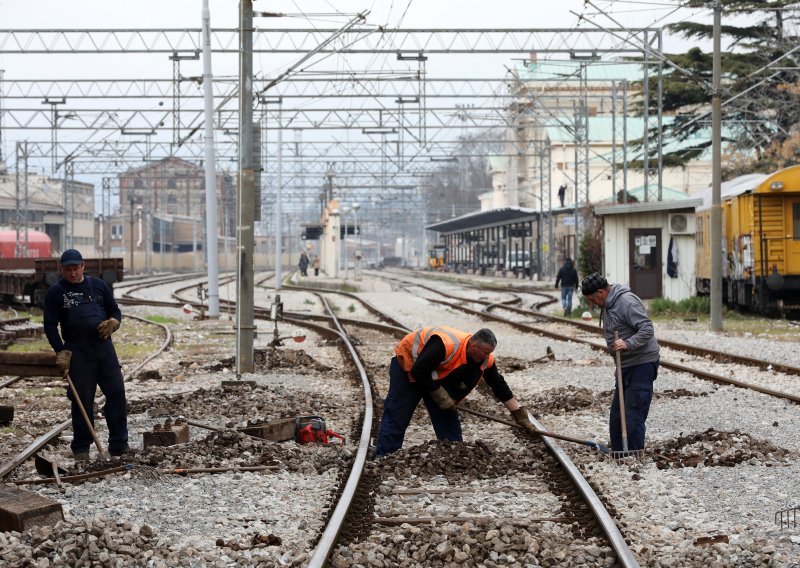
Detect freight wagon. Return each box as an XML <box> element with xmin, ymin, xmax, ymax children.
<box><xmin>695</xmin><ymin>165</ymin><xmax>800</xmax><ymax>315</ymax></box>
<box><xmin>0</xmin><ymin>258</ymin><xmax>124</xmax><ymax>306</ymax></box>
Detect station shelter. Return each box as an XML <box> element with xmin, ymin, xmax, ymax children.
<box><xmin>425</xmin><ymin>206</ymin><xmax>579</xmax><ymax>279</ymax></box>
<box><xmin>593</xmin><ymin>186</ymin><xmax>702</xmax><ymax>301</ymax></box>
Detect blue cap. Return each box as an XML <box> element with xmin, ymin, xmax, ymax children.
<box><xmin>60</xmin><ymin>249</ymin><xmax>84</xmax><ymax>267</ymax></box>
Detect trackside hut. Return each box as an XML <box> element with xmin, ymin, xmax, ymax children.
<box><xmin>593</xmin><ymin>186</ymin><xmax>702</xmax><ymax>301</ymax></box>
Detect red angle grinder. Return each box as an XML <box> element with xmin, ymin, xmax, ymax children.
<box><xmin>295</xmin><ymin>415</ymin><xmax>345</xmax><ymax>445</ymax></box>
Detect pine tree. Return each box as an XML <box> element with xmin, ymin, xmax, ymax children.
<box><xmin>640</xmin><ymin>0</ymin><xmax>799</xmax><ymax>173</ymax></box>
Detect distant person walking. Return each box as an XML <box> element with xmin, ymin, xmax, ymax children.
<box><xmin>581</xmin><ymin>273</ymin><xmax>660</xmax><ymax>453</ymax></box>
<box><xmin>298</xmin><ymin>252</ymin><xmax>309</xmax><ymax>277</ymax></box>
<box><xmin>554</xmin><ymin>258</ymin><xmax>579</xmax><ymax>316</ymax></box>
<box><xmin>312</xmin><ymin>255</ymin><xmax>320</xmax><ymax>277</ymax></box>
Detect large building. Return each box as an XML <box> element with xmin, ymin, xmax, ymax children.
<box><xmin>0</xmin><ymin>172</ymin><xmax>94</xmax><ymax>255</ymax></box>
<box><xmin>97</xmin><ymin>157</ymin><xmax>237</xmax><ymax>272</ymax></box>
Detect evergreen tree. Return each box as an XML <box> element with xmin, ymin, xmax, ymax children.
<box><xmin>640</xmin><ymin>0</ymin><xmax>799</xmax><ymax>173</ymax></box>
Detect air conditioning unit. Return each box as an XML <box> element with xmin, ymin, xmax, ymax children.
<box><xmin>668</xmin><ymin>213</ymin><xmax>696</xmax><ymax>235</ymax></box>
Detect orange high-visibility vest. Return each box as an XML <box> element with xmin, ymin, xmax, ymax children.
<box><xmin>395</xmin><ymin>326</ymin><xmax>495</xmax><ymax>381</ymax></box>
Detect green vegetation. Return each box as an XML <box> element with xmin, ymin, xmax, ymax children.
<box><xmin>144</xmin><ymin>315</ymin><xmax>178</xmax><ymax>324</ymax></box>
<box><xmin>648</xmin><ymin>296</ymin><xmax>711</xmax><ymax>316</ymax></box>
<box><xmin>303</xmin><ymin>299</ymin><xmax>316</xmax><ymax>305</ymax></box>
<box><xmin>348</xmin><ymin>303</ymin><xmax>356</xmax><ymax>313</ymax></box>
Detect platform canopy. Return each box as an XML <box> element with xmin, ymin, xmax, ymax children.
<box><xmin>425</xmin><ymin>207</ymin><xmax>539</xmax><ymax>234</ymax></box>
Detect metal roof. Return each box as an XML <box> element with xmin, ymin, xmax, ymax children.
<box><xmin>426</xmin><ymin>206</ymin><xmax>540</xmax><ymax>233</ymax></box>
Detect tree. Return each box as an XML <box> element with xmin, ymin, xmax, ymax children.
<box><xmin>637</xmin><ymin>1</ymin><xmax>799</xmax><ymax>173</ymax></box>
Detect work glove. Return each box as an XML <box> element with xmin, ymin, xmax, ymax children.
<box><xmin>56</xmin><ymin>350</ymin><xmax>72</xmax><ymax>375</ymax></box>
<box><xmin>511</xmin><ymin>407</ymin><xmax>538</xmax><ymax>435</ymax></box>
<box><xmin>97</xmin><ymin>318</ymin><xmax>120</xmax><ymax>340</ymax></box>
<box><xmin>429</xmin><ymin>387</ymin><xmax>457</xmax><ymax>411</ymax></box>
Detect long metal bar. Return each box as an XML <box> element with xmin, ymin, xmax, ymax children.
<box><xmin>235</xmin><ymin>0</ymin><xmax>255</xmax><ymax>373</ymax></box>
<box><xmin>307</xmin><ymin>296</ymin><xmax>373</xmax><ymax>567</ymax></box>
<box><xmin>202</xmin><ymin>0</ymin><xmax>220</xmax><ymax>318</ymax></box>
<box><xmin>710</xmin><ymin>0</ymin><xmax>723</xmax><ymax>331</ymax></box>
<box><xmin>0</xmin><ymin>27</ymin><xmax>660</xmax><ymax>54</ymax></box>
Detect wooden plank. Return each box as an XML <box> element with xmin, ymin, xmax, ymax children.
<box><xmin>0</xmin><ymin>365</ymin><xmax>61</xmax><ymax>377</ymax></box>
<box><xmin>0</xmin><ymin>352</ymin><xmax>56</xmax><ymax>365</ymax></box>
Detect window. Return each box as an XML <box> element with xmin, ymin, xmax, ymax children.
<box><xmin>794</xmin><ymin>203</ymin><xmax>800</xmax><ymax>240</ymax></box>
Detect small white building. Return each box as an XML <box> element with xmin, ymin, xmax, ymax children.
<box><xmin>593</xmin><ymin>187</ymin><xmax>702</xmax><ymax>301</ymax></box>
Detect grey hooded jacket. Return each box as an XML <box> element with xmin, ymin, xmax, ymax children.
<box><xmin>602</xmin><ymin>284</ymin><xmax>660</xmax><ymax>368</ymax></box>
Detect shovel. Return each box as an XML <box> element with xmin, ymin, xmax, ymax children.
<box><xmin>531</xmin><ymin>346</ymin><xmax>556</xmax><ymax>363</ymax></box>
<box><xmin>34</xmin><ymin>454</ymin><xmax>66</xmax><ymax>492</ymax></box>
<box><xmin>456</xmin><ymin>405</ymin><xmax>609</xmax><ymax>454</ymax></box>
<box><xmin>65</xmin><ymin>371</ymin><xmax>111</xmax><ymax>460</ymax></box>
<box><xmin>613</xmin><ymin>331</ymin><xmax>630</xmax><ymax>453</ymax></box>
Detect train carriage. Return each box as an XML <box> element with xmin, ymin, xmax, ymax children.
<box><xmin>696</xmin><ymin>165</ymin><xmax>800</xmax><ymax>315</ymax></box>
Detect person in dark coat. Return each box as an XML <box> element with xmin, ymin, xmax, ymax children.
<box><xmin>298</xmin><ymin>252</ymin><xmax>309</xmax><ymax>276</ymax></box>
<box><xmin>554</xmin><ymin>258</ymin><xmax>579</xmax><ymax>316</ymax></box>
<box><xmin>43</xmin><ymin>249</ymin><xmax>129</xmax><ymax>462</ymax></box>
<box><xmin>581</xmin><ymin>273</ymin><xmax>660</xmax><ymax>452</ymax></box>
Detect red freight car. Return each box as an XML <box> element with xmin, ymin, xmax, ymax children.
<box><xmin>0</xmin><ymin>230</ymin><xmax>53</xmax><ymax>258</ymax></box>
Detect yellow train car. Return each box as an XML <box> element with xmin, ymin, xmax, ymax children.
<box><xmin>696</xmin><ymin>165</ymin><xmax>800</xmax><ymax>314</ymax></box>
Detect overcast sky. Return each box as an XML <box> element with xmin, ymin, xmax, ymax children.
<box><xmin>0</xmin><ymin>0</ymin><xmax>713</xmax><ymax>215</ymax></box>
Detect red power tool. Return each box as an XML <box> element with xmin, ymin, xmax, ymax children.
<box><xmin>295</xmin><ymin>415</ymin><xmax>345</xmax><ymax>445</ymax></box>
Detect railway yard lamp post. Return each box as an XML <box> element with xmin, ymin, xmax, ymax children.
<box><xmin>352</xmin><ymin>202</ymin><xmax>362</xmax><ymax>280</ymax></box>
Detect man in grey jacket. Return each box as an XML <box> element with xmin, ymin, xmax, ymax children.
<box><xmin>581</xmin><ymin>273</ymin><xmax>660</xmax><ymax>451</ymax></box>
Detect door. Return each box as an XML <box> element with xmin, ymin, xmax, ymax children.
<box><xmin>786</xmin><ymin>199</ymin><xmax>800</xmax><ymax>275</ymax></box>
<box><xmin>629</xmin><ymin>229</ymin><xmax>662</xmax><ymax>299</ymax></box>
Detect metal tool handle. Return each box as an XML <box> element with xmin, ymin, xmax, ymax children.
<box><xmin>614</xmin><ymin>331</ymin><xmax>629</xmax><ymax>452</ymax></box>
<box><xmin>65</xmin><ymin>371</ymin><xmax>110</xmax><ymax>459</ymax></box>
<box><xmin>456</xmin><ymin>405</ymin><xmax>605</xmax><ymax>451</ymax></box>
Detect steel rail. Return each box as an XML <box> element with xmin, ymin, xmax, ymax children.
<box><xmin>307</xmin><ymin>295</ymin><xmax>373</xmax><ymax>567</ymax></box>
<box><xmin>415</xmin><ymin>290</ymin><xmax>800</xmax><ymax>405</ymax></box>
<box><xmin>347</xmin><ymin>286</ymin><xmax>639</xmax><ymax>567</ymax></box>
<box><xmin>390</xmin><ymin>272</ymin><xmax>800</xmax><ymax>379</ymax></box>
<box><xmin>283</xmin><ymin>283</ymin><xmax>408</xmax><ymax>330</ymax></box>
<box><xmin>528</xmin><ymin>411</ymin><xmax>640</xmax><ymax>568</ymax></box>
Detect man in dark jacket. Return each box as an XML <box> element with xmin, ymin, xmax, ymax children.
<box><xmin>554</xmin><ymin>258</ymin><xmax>579</xmax><ymax>316</ymax></box>
<box><xmin>44</xmin><ymin>249</ymin><xmax>130</xmax><ymax>461</ymax></box>
<box><xmin>581</xmin><ymin>273</ymin><xmax>660</xmax><ymax>452</ymax></box>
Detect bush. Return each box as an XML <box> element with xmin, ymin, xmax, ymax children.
<box><xmin>649</xmin><ymin>297</ymin><xmax>677</xmax><ymax>315</ymax></box>
<box><xmin>648</xmin><ymin>295</ymin><xmax>710</xmax><ymax>316</ymax></box>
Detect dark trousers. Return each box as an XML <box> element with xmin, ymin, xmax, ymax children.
<box><xmin>609</xmin><ymin>360</ymin><xmax>658</xmax><ymax>451</ymax></box>
<box><xmin>66</xmin><ymin>346</ymin><xmax>128</xmax><ymax>453</ymax></box>
<box><xmin>374</xmin><ymin>357</ymin><xmax>462</xmax><ymax>457</ymax></box>
<box><xmin>314</xmin><ymin>268</ymin><xmax>319</xmax><ymax>276</ymax></box>
<box><xmin>560</xmin><ymin>286</ymin><xmax>574</xmax><ymax>316</ymax></box>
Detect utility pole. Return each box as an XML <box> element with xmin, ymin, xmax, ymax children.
<box><xmin>710</xmin><ymin>0</ymin><xmax>723</xmax><ymax>331</ymax></box>
<box><xmin>14</xmin><ymin>141</ymin><xmax>29</xmax><ymax>257</ymax></box>
<box><xmin>236</xmin><ymin>0</ymin><xmax>255</xmax><ymax>374</ymax></box>
<box><xmin>42</xmin><ymin>96</ymin><xmax>65</xmax><ymax>175</ymax></box>
<box><xmin>202</xmin><ymin>0</ymin><xmax>220</xmax><ymax>317</ymax></box>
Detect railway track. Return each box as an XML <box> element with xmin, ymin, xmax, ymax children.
<box><xmin>377</xmin><ymin>272</ymin><xmax>800</xmax><ymax>404</ymax></box>
<box><xmin>277</xmin><ymin>281</ymin><xmax>639</xmax><ymax>566</ymax></box>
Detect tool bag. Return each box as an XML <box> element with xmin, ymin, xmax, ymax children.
<box><xmin>294</xmin><ymin>415</ymin><xmax>345</xmax><ymax>445</ymax></box>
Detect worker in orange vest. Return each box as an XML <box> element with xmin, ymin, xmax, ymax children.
<box><xmin>374</xmin><ymin>326</ymin><xmax>536</xmax><ymax>457</ymax></box>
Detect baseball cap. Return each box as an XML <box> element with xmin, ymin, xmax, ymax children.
<box><xmin>581</xmin><ymin>272</ymin><xmax>608</xmax><ymax>295</ymax></box>
<box><xmin>60</xmin><ymin>249</ymin><xmax>84</xmax><ymax>267</ymax></box>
